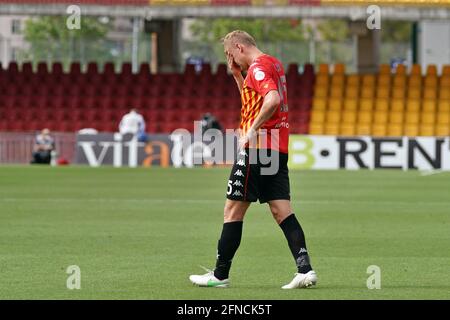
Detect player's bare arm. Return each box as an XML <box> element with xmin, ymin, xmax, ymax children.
<box><xmin>239</xmin><ymin>90</ymin><xmax>280</xmax><ymax>149</ymax></box>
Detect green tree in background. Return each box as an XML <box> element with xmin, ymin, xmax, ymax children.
<box><xmin>316</xmin><ymin>19</ymin><xmax>349</xmax><ymax>42</ymax></box>
<box><xmin>188</xmin><ymin>18</ymin><xmax>354</xmax><ymax>68</ymax></box>
<box><xmin>20</xmin><ymin>16</ymin><xmax>111</xmax><ymax>70</ymax></box>
<box><xmin>381</xmin><ymin>21</ymin><xmax>412</xmax><ymax>42</ymax></box>
<box><xmin>188</xmin><ymin>18</ymin><xmax>308</xmax><ymax>66</ymax></box>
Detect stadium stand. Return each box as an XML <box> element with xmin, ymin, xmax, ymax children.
<box><xmin>1</xmin><ymin>61</ymin><xmax>449</xmax><ymax>136</ymax></box>
<box><xmin>309</xmin><ymin>63</ymin><xmax>450</xmax><ymax>137</ymax></box>
<box><xmin>0</xmin><ymin>62</ymin><xmax>311</xmax><ymax>134</ymax></box>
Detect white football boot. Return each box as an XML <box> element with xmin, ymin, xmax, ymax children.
<box><xmin>282</xmin><ymin>270</ymin><xmax>317</xmax><ymax>289</ymax></box>
<box><xmin>189</xmin><ymin>266</ymin><xmax>229</xmax><ymax>288</ymax></box>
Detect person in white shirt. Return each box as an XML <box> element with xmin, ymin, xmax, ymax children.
<box><xmin>119</xmin><ymin>109</ymin><xmax>147</xmax><ymax>141</ymax></box>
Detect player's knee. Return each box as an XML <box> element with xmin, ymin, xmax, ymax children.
<box><xmin>269</xmin><ymin>204</ymin><xmax>290</xmax><ymax>224</ymax></box>
<box><xmin>270</xmin><ymin>209</ymin><xmax>283</xmax><ymax>224</ymax></box>
<box><xmin>223</xmin><ymin>202</ymin><xmax>245</xmax><ymax>222</ymax></box>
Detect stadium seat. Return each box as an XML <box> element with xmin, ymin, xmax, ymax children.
<box><xmin>389</xmin><ymin>111</ymin><xmax>404</xmax><ymax>124</ymax></box>
<box><xmin>372</xmin><ymin>124</ymin><xmax>387</xmax><ymax>137</ymax></box>
<box><xmin>340</xmin><ymin>124</ymin><xmax>355</xmax><ymax>136</ymax></box>
<box><xmin>387</xmin><ymin>124</ymin><xmax>403</xmax><ymax>137</ymax></box>
<box><xmin>404</xmin><ymin>124</ymin><xmax>419</xmax><ymax>136</ymax></box>
<box><xmin>356</xmin><ymin>124</ymin><xmax>371</xmax><ymax>136</ymax></box>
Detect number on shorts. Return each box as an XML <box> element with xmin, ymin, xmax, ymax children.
<box><xmin>227</xmin><ymin>180</ymin><xmax>232</xmax><ymax>195</ymax></box>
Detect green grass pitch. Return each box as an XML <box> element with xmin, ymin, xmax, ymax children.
<box><xmin>0</xmin><ymin>166</ymin><xmax>449</xmax><ymax>299</ymax></box>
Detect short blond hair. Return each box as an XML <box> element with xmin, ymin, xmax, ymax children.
<box><xmin>221</xmin><ymin>30</ymin><xmax>257</xmax><ymax>47</ymax></box>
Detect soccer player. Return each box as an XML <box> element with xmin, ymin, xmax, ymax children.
<box><xmin>189</xmin><ymin>30</ymin><xmax>317</xmax><ymax>289</ymax></box>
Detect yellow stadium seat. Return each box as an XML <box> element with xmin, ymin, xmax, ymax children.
<box><xmin>334</xmin><ymin>63</ymin><xmax>345</xmax><ymax>74</ymax></box>
<box><xmin>326</xmin><ymin>110</ymin><xmax>341</xmax><ymax>124</ymax></box>
<box><xmin>356</xmin><ymin>124</ymin><xmax>372</xmax><ymax>136</ymax></box>
<box><xmin>360</xmin><ymin>87</ymin><xmax>375</xmax><ymax>99</ymax></box>
<box><xmin>391</xmin><ymin>99</ymin><xmax>405</xmax><ymax>111</ymax></box>
<box><xmin>392</xmin><ymin>87</ymin><xmax>405</xmax><ymax>99</ymax></box>
<box><xmin>344</xmin><ymin>98</ymin><xmax>358</xmax><ymax>111</ymax></box>
<box><xmin>436</xmin><ymin>125</ymin><xmax>450</xmax><ymax>136</ymax></box>
<box><xmin>421</xmin><ymin>111</ymin><xmax>436</xmax><ymax>125</ymax></box>
<box><xmin>377</xmin><ymin>74</ymin><xmax>391</xmax><ymax>87</ymax></box>
<box><xmin>376</xmin><ymin>86</ymin><xmax>390</xmax><ymax>99</ymax></box>
<box><xmin>362</xmin><ymin>75</ymin><xmax>376</xmax><ymax>87</ymax></box>
<box><xmin>341</xmin><ymin>110</ymin><xmax>357</xmax><ymax>124</ymax></box>
<box><xmin>309</xmin><ymin>123</ymin><xmax>324</xmax><ymax>135</ymax></box>
<box><xmin>393</xmin><ymin>76</ymin><xmax>406</xmax><ymax>88</ymax></box>
<box><xmin>396</xmin><ymin>64</ymin><xmax>406</xmax><ymax>75</ymax></box>
<box><xmin>411</xmin><ymin>64</ymin><xmax>422</xmax><ymax>76</ymax></box>
<box><xmin>330</xmin><ymin>86</ymin><xmax>344</xmax><ymax>98</ymax></box>
<box><xmin>379</xmin><ymin>64</ymin><xmax>391</xmax><ymax>75</ymax></box>
<box><xmin>405</xmin><ymin>112</ymin><xmax>420</xmax><ymax>125</ymax></box>
<box><xmin>387</xmin><ymin>124</ymin><xmax>403</xmax><ymax>137</ymax></box>
<box><xmin>404</xmin><ymin>124</ymin><xmax>419</xmax><ymax>137</ymax></box>
<box><xmin>374</xmin><ymin>111</ymin><xmax>388</xmax><ymax>124</ymax></box>
<box><xmin>438</xmin><ymin>100</ymin><xmax>450</xmax><ymax>112</ymax></box>
<box><xmin>340</xmin><ymin>124</ymin><xmax>355</xmax><ymax>136</ymax></box>
<box><xmin>345</xmin><ymin>86</ymin><xmax>359</xmax><ymax>99</ymax></box>
<box><xmin>375</xmin><ymin>99</ymin><xmax>389</xmax><ymax>111</ymax></box>
<box><xmin>440</xmin><ymin>76</ymin><xmax>450</xmax><ymax>88</ymax></box>
<box><xmin>407</xmin><ymin>88</ymin><xmax>421</xmax><ymax>99</ymax></box>
<box><xmin>328</xmin><ymin>98</ymin><xmax>343</xmax><ymax>111</ymax></box>
<box><xmin>325</xmin><ymin>123</ymin><xmax>340</xmax><ymax>135</ymax></box>
<box><xmin>389</xmin><ymin>111</ymin><xmax>404</xmax><ymax>124</ymax></box>
<box><xmin>424</xmin><ymin>76</ymin><xmax>438</xmax><ymax>88</ymax></box>
<box><xmin>331</xmin><ymin>75</ymin><xmax>345</xmax><ymax>87</ymax></box>
<box><xmin>406</xmin><ymin>100</ymin><xmax>421</xmax><ymax>112</ymax></box>
<box><xmin>346</xmin><ymin>75</ymin><xmax>360</xmax><ymax>87</ymax></box>
<box><xmin>409</xmin><ymin>76</ymin><xmax>422</xmax><ymax>88</ymax></box>
<box><xmin>437</xmin><ymin>111</ymin><xmax>450</xmax><ymax>125</ymax></box>
<box><xmin>359</xmin><ymin>98</ymin><xmax>374</xmax><ymax>111</ymax></box>
<box><xmin>439</xmin><ymin>89</ymin><xmax>450</xmax><ymax>100</ymax></box>
<box><xmin>427</xmin><ymin>65</ymin><xmax>437</xmax><ymax>76</ymax></box>
<box><xmin>311</xmin><ymin>110</ymin><xmax>326</xmax><ymax>124</ymax></box>
<box><xmin>372</xmin><ymin>124</ymin><xmax>387</xmax><ymax>136</ymax></box>
<box><xmin>313</xmin><ymin>98</ymin><xmax>327</xmax><ymax>110</ymax></box>
<box><xmin>319</xmin><ymin>64</ymin><xmax>329</xmax><ymax>75</ymax></box>
<box><xmin>316</xmin><ymin>75</ymin><xmax>329</xmax><ymax>87</ymax></box>
<box><xmin>442</xmin><ymin>65</ymin><xmax>450</xmax><ymax>76</ymax></box>
<box><xmin>422</xmin><ymin>100</ymin><xmax>437</xmax><ymax>112</ymax></box>
<box><xmin>314</xmin><ymin>87</ymin><xmax>328</xmax><ymax>98</ymax></box>
<box><xmin>419</xmin><ymin>125</ymin><xmax>435</xmax><ymax>136</ymax></box>
<box><xmin>358</xmin><ymin>110</ymin><xmax>373</xmax><ymax>124</ymax></box>
<box><xmin>423</xmin><ymin>88</ymin><xmax>437</xmax><ymax>100</ymax></box>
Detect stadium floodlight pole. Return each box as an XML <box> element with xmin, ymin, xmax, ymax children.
<box><xmin>131</xmin><ymin>17</ymin><xmax>140</xmax><ymax>74</ymax></box>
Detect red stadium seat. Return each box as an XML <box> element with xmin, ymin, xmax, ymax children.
<box><xmin>22</xmin><ymin>62</ymin><xmax>33</xmax><ymax>75</ymax></box>
<box><xmin>52</xmin><ymin>62</ymin><xmax>64</xmax><ymax>76</ymax></box>
<box><xmin>37</xmin><ymin>62</ymin><xmax>49</xmax><ymax>76</ymax></box>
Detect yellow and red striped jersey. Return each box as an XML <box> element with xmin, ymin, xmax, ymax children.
<box><xmin>240</xmin><ymin>54</ymin><xmax>289</xmax><ymax>153</ymax></box>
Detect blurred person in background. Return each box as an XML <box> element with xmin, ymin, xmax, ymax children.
<box><xmin>200</xmin><ymin>112</ymin><xmax>223</xmax><ymax>134</ymax></box>
<box><xmin>119</xmin><ymin>108</ymin><xmax>147</xmax><ymax>142</ymax></box>
<box><xmin>31</xmin><ymin>128</ymin><xmax>55</xmax><ymax>165</ymax></box>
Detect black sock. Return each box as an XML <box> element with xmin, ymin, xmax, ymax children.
<box><xmin>279</xmin><ymin>214</ymin><xmax>313</xmax><ymax>274</ymax></box>
<box><xmin>214</xmin><ymin>221</ymin><xmax>243</xmax><ymax>280</ymax></box>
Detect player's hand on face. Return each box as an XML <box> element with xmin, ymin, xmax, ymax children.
<box><xmin>226</xmin><ymin>52</ymin><xmax>241</xmax><ymax>77</ymax></box>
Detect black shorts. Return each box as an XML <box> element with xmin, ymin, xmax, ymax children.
<box><xmin>226</xmin><ymin>148</ymin><xmax>290</xmax><ymax>204</ymax></box>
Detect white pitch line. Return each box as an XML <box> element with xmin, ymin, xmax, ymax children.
<box><xmin>0</xmin><ymin>198</ymin><xmax>449</xmax><ymax>206</ymax></box>
<box><xmin>420</xmin><ymin>170</ymin><xmax>444</xmax><ymax>177</ymax></box>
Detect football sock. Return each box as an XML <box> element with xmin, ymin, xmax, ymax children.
<box><xmin>214</xmin><ymin>221</ymin><xmax>243</xmax><ymax>280</ymax></box>
<box><xmin>279</xmin><ymin>214</ymin><xmax>313</xmax><ymax>274</ymax></box>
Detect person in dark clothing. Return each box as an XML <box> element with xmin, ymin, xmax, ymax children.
<box><xmin>201</xmin><ymin>113</ymin><xmax>223</xmax><ymax>133</ymax></box>
<box><xmin>31</xmin><ymin>128</ymin><xmax>55</xmax><ymax>164</ymax></box>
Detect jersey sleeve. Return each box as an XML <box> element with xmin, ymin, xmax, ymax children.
<box><xmin>247</xmin><ymin>64</ymin><xmax>278</xmax><ymax>97</ymax></box>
